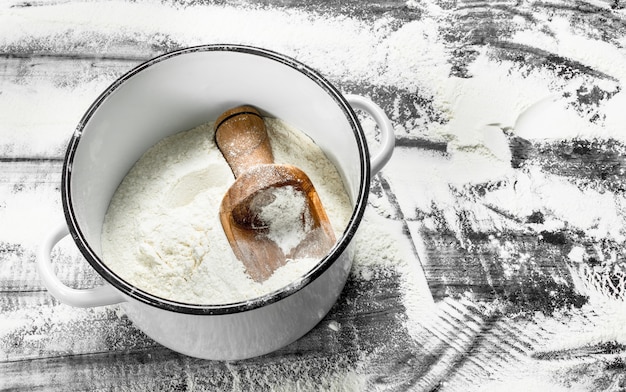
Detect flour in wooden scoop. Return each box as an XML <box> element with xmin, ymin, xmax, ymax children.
<box><xmin>100</xmin><ymin>118</ymin><xmax>351</xmax><ymax>305</ymax></box>
<box><xmin>248</xmin><ymin>185</ymin><xmax>313</xmax><ymax>255</ymax></box>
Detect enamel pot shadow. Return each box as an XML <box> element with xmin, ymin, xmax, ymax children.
<box><xmin>37</xmin><ymin>45</ymin><xmax>395</xmax><ymax>360</ymax></box>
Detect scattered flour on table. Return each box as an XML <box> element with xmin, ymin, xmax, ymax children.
<box><xmin>3</xmin><ymin>2</ymin><xmax>626</xmax><ymax>388</ymax></box>
<box><xmin>378</xmin><ymin>4</ymin><xmax>626</xmax><ymax>279</ymax></box>
<box><xmin>101</xmin><ymin>118</ymin><xmax>351</xmax><ymax>305</ymax></box>
<box><xmin>6</xmin><ymin>0</ymin><xmax>625</xmax><ymax>259</ymax></box>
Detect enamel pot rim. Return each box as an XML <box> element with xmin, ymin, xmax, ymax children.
<box><xmin>61</xmin><ymin>44</ymin><xmax>371</xmax><ymax>315</ymax></box>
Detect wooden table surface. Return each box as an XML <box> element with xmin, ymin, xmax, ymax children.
<box><xmin>2</xmin><ymin>0</ymin><xmax>626</xmax><ymax>390</ymax></box>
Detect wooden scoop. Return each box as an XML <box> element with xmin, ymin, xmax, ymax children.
<box><xmin>215</xmin><ymin>106</ymin><xmax>336</xmax><ymax>282</ymax></box>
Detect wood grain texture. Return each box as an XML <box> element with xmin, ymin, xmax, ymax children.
<box><xmin>2</xmin><ymin>0</ymin><xmax>626</xmax><ymax>390</ymax></box>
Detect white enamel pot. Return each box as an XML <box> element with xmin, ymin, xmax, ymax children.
<box><xmin>37</xmin><ymin>44</ymin><xmax>395</xmax><ymax>360</ymax></box>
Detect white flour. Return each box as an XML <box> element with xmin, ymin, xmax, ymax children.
<box><xmin>377</xmin><ymin>3</ymin><xmax>626</xmax><ymax>256</ymax></box>
<box><xmin>257</xmin><ymin>185</ymin><xmax>312</xmax><ymax>255</ymax></box>
<box><xmin>101</xmin><ymin>118</ymin><xmax>351</xmax><ymax>305</ymax></box>
<box><xmin>2</xmin><ymin>1</ymin><xmax>626</xmax><ymax>389</ymax></box>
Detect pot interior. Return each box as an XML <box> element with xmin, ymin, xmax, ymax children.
<box><xmin>63</xmin><ymin>45</ymin><xmax>369</xmax><ymax>307</ymax></box>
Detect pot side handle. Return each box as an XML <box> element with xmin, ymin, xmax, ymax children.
<box><xmin>37</xmin><ymin>222</ymin><xmax>126</xmax><ymax>308</ymax></box>
<box><xmin>345</xmin><ymin>94</ymin><xmax>395</xmax><ymax>175</ymax></box>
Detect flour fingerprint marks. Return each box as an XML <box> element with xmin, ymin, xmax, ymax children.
<box><xmin>421</xmin><ymin>301</ymin><xmax>626</xmax><ymax>391</ymax></box>
<box><xmin>402</xmin><ymin>298</ymin><xmax>552</xmax><ymax>391</ymax></box>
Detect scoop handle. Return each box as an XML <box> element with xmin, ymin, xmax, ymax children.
<box><xmin>215</xmin><ymin>105</ymin><xmax>274</xmax><ymax>178</ymax></box>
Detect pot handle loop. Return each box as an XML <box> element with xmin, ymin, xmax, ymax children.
<box><xmin>37</xmin><ymin>222</ymin><xmax>126</xmax><ymax>308</ymax></box>
<box><xmin>346</xmin><ymin>94</ymin><xmax>395</xmax><ymax>175</ymax></box>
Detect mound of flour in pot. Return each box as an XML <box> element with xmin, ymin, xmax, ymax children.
<box><xmin>100</xmin><ymin>118</ymin><xmax>351</xmax><ymax>305</ymax></box>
